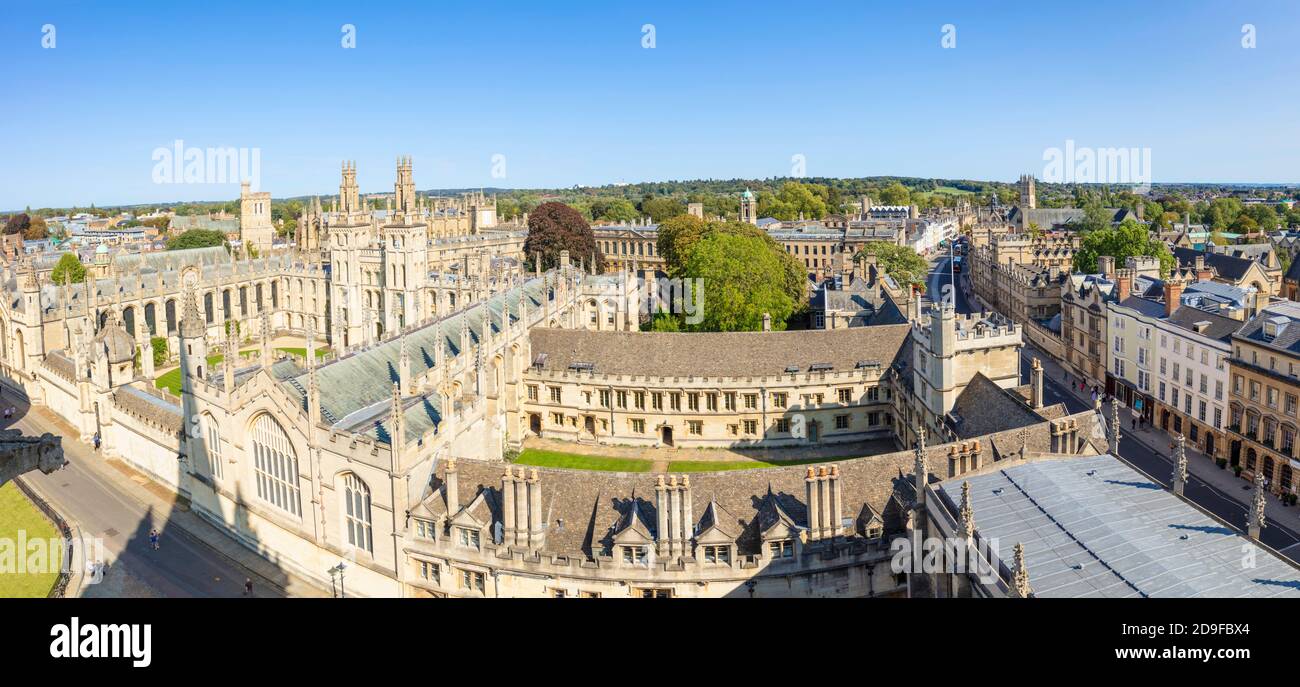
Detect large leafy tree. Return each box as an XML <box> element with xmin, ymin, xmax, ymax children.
<box><xmin>659</xmin><ymin>217</ymin><xmax>804</xmax><ymax>306</ymax></box>
<box><xmin>856</xmin><ymin>241</ymin><xmax>928</xmax><ymax>289</ymax></box>
<box><xmin>166</xmin><ymin>229</ymin><xmax>228</xmax><ymax>251</ymax></box>
<box><xmin>51</xmin><ymin>252</ymin><xmax>86</xmax><ymax>284</ymax></box>
<box><xmin>640</xmin><ymin>196</ymin><xmax>685</xmax><ymax>222</ymax></box>
<box><xmin>673</xmin><ymin>232</ymin><xmax>798</xmax><ymax>332</ymax></box>
<box><xmin>523</xmin><ymin>202</ymin><xmax>602</xmax><ymax>271</ymax></box>
<box><xmin>656</xmin><ymin>214</ymin><xmax>710</xmax><ymax>270</ymax></box>
<box><xmin>1072</xmin><ymin>218</ymin><xmax>1175</xmax><ymax>277</ymax></box>
<box><xmin>760</xmin><ymin>181</ymin><xmax>828</xmax><ymax>221</ymax></box>
<box><xmin>4</xmin><ymin>213</ymin><xmax>31</xmax><ymax>236</ymax></box>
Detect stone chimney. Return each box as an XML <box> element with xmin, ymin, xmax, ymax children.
<box><xmin>1115</xmin><ymin>268</ymin><xmax>1133</xmax><ymax>302</ymax></box>
<box><xmin>1097</xmin><ymin>255</ymin><xmax>1116</xmax><ymax>279</ymax></box>
<box><xmin>1195</xmin><ymin>255</ymin><xmax>1213</xmax><ymax>281</ymax></box>
<box><xmin>1164</xmin><ymin>277</ymin><xmax>1185</xmax><ymax>318</ymax></box>
<box><xmin>444</xmin><ymin>458</ymin><xmax>459</xmax><ymax>513</ymax></box>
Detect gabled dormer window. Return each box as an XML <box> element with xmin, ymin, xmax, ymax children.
<box><xmin>703</xmin><ymin>545</ymin><xmax>731</xmax><ymax>564</ymax></box>
<box><xmin>768</xmin><ymin>540</ymin><xmax>793</xmax><ymax>558</ymax></box>
<box><xmin>415</xmin><ymin>519</ymin><xmax>437</xmax><ymax>540</ymax></box>
<box><xmin>457</xmin><ymin>527</ymin><xmax>480</xmax><ymax>550</ymax></box>
<box><xmin>621</xmin><ymin>545</ymin><xmax>648</xmax><ymax>565</ymax></box>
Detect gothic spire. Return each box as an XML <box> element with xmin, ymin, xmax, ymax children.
<box><xmin>959</xmin><ymin>480</ymin><xmax>975</xmax><ymax>540</ymax></box>
<box><xmin>1248</xmin><ymin>466</ymin><xmax>1268</xmax><ymax>538</ymax></box>
<box><xmin>1012</xmin><ymin>542</ymin><xmax>1032</xmax><ymax>598</ymax></box>
<box><xmin>1108</xmin><ymin>397</ymin><xmax>1121</xmax><ymax>456</ymax></box>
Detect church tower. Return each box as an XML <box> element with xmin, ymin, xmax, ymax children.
<box><xmin>1017</xmin><ymin>174</ymin><xmax>1037</xmax><ymax>210</ymax></box>
<box><xmin>339</xmin><ymin>160</ymin><xmax>360</xmax><ymax>215</ymax></box>
<box><xmin>394</xmin><ymin>156</ymin><xmax>417</xmax><ymax>217</ymax></box>
<box><xmin>239</xmin><ymin>181</ymin><xmax>274</xmax><ymax>254</ymax></box>
<box><xmin>739</xmin><ymin>189</ymin><xmax>758</xmax><ymax>225</ymax></box>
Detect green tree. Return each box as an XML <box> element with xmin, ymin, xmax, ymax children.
<box><xmin>674</xmin><ymin>232</ymin><xmax>798</xmax><ymax>332</ymax></box>
<box><xmin>591</xmin><ymin>197</ymin><xmax>639</xmax><ymax>223</ymax></box>
<box><xmin>522</xmin><ymin>202</ymin><xmax>602</xmax><ymax>271</ymax></box>
<box><xmin>656</xmin><ymin>214</ymin><xmax>710</xmax><ymax>270</ymax></box>
<box><xmin>856</xmin><ymin>241</ymin><xmax>928</xmax><ymax>288</ymax></box>
<box><xmin>640</xmin><ymin>196</ymin><xmax>685</xmax><ymax>222</ymax></box>
<box><xmin>50</xmin><ymin>252</ymin><xmax>86</xmax><ymax>284</ymax></box>
<box><xmin>167</xmin><ymin>229</ymin><xmax>229</xmax><ymax>251</ymax></box>
<box><xmin>151</xmin><ymin>337</ymin><xmax>168</xmax><ymax>367</ymax></box>
<box><xmin>659</xmin><ymin>217</ymin><xmax>804</xmax><ymax>307</ymax></box>
<box><xmin>1072</xmin><ymin>218</ymin><xmax>1175</xmax><ymax>277</ymax></box>
<box><xmin>760</xmin><ymin>181</ymin><xmax>828</xmax><ymax>221</ymax></box>
<box><xmin>877</xmin><ymin>182</ymin><xmax>911</xmax><ymax>206</ymax></box>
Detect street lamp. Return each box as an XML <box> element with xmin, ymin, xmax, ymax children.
<box><xmin>328</xmin><ymin>562</ymin><xmax>347</xmax><ymax>598</ymax></box>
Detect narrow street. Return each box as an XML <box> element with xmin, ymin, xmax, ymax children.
<box><xmin>938</xmin><ymin>256</ymin><xmax>1300</xmax><ymax>562</ymax></box>
<box><xmin>6</xmin><ymin>392</ymin><xmax>310</xmax><ymax>597</ymax></box>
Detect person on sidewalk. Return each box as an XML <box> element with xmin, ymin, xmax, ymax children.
<box><xmin>93</xmin><ymin>432</ymin><xmax>101</xmax><ymax>452</ymax></box>
<box><xmin>149</xmin><ymin>529</ymin><xmax>160</xmax><ymax>551</ymax></box>
<box><xmin>244</xmin><ymin>578</ymin><xmax>254</xmax><ymax>596</ymax></box>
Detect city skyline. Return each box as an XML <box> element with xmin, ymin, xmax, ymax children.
<box><xmin>4</xmin><ymin>0</ymin><xmax>1300</xmax><ymax>208</ymax></box>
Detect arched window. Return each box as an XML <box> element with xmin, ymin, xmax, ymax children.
<box><xmin>201</xmin><ymin>413</ymin><xmax>223</xmax><ymax>479</ymax></box>
<box><xmin>342</xmin><ymin>473</ymin><xmax>372</xmax><ymax>553</ymax></box>
<box><xmin>251</xmin><ymin>414</ymin><xmax>301</xmax><ymax>517</ymax></box>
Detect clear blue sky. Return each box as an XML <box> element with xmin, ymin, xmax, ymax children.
<box><xmin>3</xmin><ymin>0</ymin><xmax>1299</xmax><ymax>209</ymax></box>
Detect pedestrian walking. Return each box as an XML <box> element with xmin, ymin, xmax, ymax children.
<box><xmin>149</xmin><ymin>529</ymin><xmax>159</xmax><ymax>551</ymax></box>
<box><xmin>93</xmin><ymin>432</ymin><xmax>101</xmax><ymax>452</ymax></box>
<box><xmin>244</xmin><ymin>578</ymin><xmax>254</xmax><ymax>596</ymax></box>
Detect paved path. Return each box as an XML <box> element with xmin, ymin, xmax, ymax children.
<box><xmin>950</xmin><ymin>264</ymin><xmax>1300</xmax><ymax>560</ymax></box>
<box><xmin>5</xmin><ymin>392</ymin><xmax>328</xmax><ymax>597</ymax></box>
<box><xmin>1021</xmin><ymin>339</ymin><xmax>1300</xmax><ymax>561</ymax></box>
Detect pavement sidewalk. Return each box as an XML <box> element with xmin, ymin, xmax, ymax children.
<box><xmin>1026</xmin><ymin>340</ymin><xmax>1300</xmax><ymax>542</ymax></box>
<box><xmin>14</xmin><ymin>400</ymin><xmax>328</xmax><ymax>597</ymax></box>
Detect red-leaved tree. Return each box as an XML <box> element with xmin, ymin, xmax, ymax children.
<box><xmin>523</xmin><ymin>202</ymin><xmax>603</xmax><ymax>271</ymax></box>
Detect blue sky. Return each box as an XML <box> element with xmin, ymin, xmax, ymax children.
<box><xmin>3</xmin><ymin>0</ymin><xmax>1299</xmax><ymax>208</ymax></box>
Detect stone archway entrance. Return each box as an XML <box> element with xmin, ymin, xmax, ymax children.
<box><xmin>661</xmin><ymin>426</ymin><xmax>674</xmax><ymax>447</ymax></box>
<box><xmin>529</xmin><ymin>413</ymin><xmax>542</xmax><ymax>436</ymax></box>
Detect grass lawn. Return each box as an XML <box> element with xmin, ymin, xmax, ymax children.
<box><xmin>669</xmin><ymin>455</ymin><xmax>847</xmax><ymax>472</ymax></box>
<box><xmin>516</xmin><ymin>449</ymin><xmax>653</xmax><ymax>472</ymax></box>
<box><xmin>154</xmin><ymin>347</ymin><xmax>320</xmax><ymax>395</ymax></box>
<box><xmin>0</xmin><ymin>482</ymin><xmax>62</xmax><ymax>597</ymax></box>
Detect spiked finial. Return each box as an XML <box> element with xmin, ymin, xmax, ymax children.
<box><xmin>1108</xmin><ymin>397</ymin><xmax>1121</xmax><ymax>456</ymax></box>
<box><xmin>959</xmin><ymin>481</ymin><xmax>975</xmax><ymax>540</ymax></box>
<box><xmin>1173</xmin><ymin>433</ymin><xmax>1187</xmax><ymax>486</ymax></box>
<box><xmin>1012</xmin><ymin>542</ymin><xmax>1032</xmax><ymax>598</ymax></box>
<box><xmin>1249</xmin><ymin>466</ymin><xmax>1268</xmax><ymax>537</ymax></box>
<box><xmin>913</xmin><ymin>422</ymin><xmax>928</xmax><ymax>486</ymax></box>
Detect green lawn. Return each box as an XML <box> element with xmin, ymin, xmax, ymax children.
<box><xmin>669</xmin><ymin>456</ymin><xmax>847</xmax><ymax>472</ymax></box>
<box><xmin>515</xmin><ymin>449</ymin><xmax>653</xmax><ymax>472</ymax></box>
<box><xmin>154</xmin><ymin>347</ymin><xmax>320</xmax><ymax>395</ymax></box>
<box><xmin>0</xmin><ymin>482</ymin><xmax>62</xmax><ymax>597</ymax></box>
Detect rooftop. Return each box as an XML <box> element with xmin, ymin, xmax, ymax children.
<box><xmin>942</xmin><ymin>454</ymin><xmax>1300</xmax><ymax>598</ymax></box>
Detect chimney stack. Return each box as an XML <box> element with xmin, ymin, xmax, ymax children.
<box><xmin>444</xmin><ymin>458</ymin><xmax>459</xmax><ymax>512</ymax></box>
<box><xmin>1165</xmin><ymin>277</ymin><xmax>1185</xmax><ymax>318</ymax></box>
<box><xmin>1115</xmin><ymin>268</ymin><xmax>1133</xmax><ymax>302</ymax></box>
<box><xmin>1098</xmin><ymin>255</ymin><xmax>1116</xmax><ymax>279</ymax></box>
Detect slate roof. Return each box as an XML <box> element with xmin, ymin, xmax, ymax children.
<box><xmin>1286</xmin><ymin>255</ymin><xmax>1300</xmax><ymax>284</ymax></box>
<box><xmin>1234</xmin><ymin>301</ymin><xmax>1300</xmax><ymax>354</ymax></box>
<box><xmin>278</xmin><ymin>277</ymin><xmax>549</xmax><ymax>443</ymax></box>
<box><xmin>1164</xmin><ymin>306</ymin><xmax>1242</xmax><ymax>343</ymax></box>
<box><xmin>1172</xmin><ymin>247</ymin><xmax>1258</xmax><ymax>282</ymax></box>
<box><xmin>528</xmin><ymin>324</ymin><xmax>912</xmax><ymax>378</ymax></box>
<box><xmin>947</xmin><ymin>372</ymin><xmax>1047</xmax><ymax>439</ymax></box>
<box><xmin>943</xmin><ymin>454</ymin><xmax>1300</xmax><ymax>597</ymax></box>
<box><xmin>415</xmin><ymin>409</ymin><xmax>1105</xmax><ymax>560</ymax></box>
